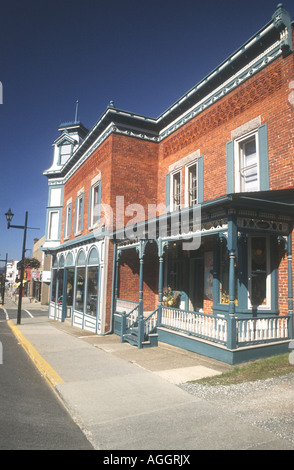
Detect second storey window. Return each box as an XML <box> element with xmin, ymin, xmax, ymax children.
<box><xmin>186</xmin><ymin>162</ymin><xmax>197</xmax><ymax>206</ymax></box>
<box><xmin>91</xmin><ymin>182</ymin><xmax>100</xmax><ymax>226</ymax></box>
<box><xmin>64</xmin><ymin>204</ymin><xmax>72</xmax><ymax>239</ymax></box>
<box><xmin>236</xmin><ymin>133</ymin><xmax>259</xmax><ymax>192</ymax></box>
<box><xmin>227</xmin><ymin>122</ymin><xmax>269</xmax><ymax>194</ymax></box>
<box><xmin>75</xmin><ymin>194</ymin><xmax>84</xmax><ymax>234</ymax></box>
<box><xmin>48</xmin><ymin>211</ymin><xmax>59</xmax><ymax>240</ymax></box>
<box><xmin>171</xmin><ymin>170</ymin><xmax>181</xmax><ymax>211</ymax></box>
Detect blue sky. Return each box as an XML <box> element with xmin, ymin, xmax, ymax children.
<box><xmin>0</xmin><ymin>0</ymin><xmax>293</xmax><ymax>263</ymax></box>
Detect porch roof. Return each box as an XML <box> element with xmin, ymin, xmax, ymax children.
<box><xmin>114</xmin><ymin>188</ymin><xmax>294</xmax><ymax>244</ymax></box>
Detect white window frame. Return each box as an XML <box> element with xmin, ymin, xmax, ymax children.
<box><xmin>91</xmin><ymin>181</ymin><xmax>100</xmax><ymax>228</ymax></box>
<box><xmin>48</xmin><ymin>211</ymin><xmax>59</xmax><ymax>240</ymax></box>
<box><xmin>185</xmin><ymin>161</ymin><xmax>198</xmax><ymax>207</ymax></box>
<box><xmin>248</xmin><ymin>234</ymin><xmax>271</xmax><ymax>310</ymax></box>
<box><xmin>170</xmin><ymin>170</ymin><xmax>181</xmax><ymax>211</ymax></box>
<box><xmin>49</xmin><ymin>187</ymin><xmax>62</xmax><ymax>207</ymax></box>
<box><xmin>64</xmin><ymin>204</ymin><xmax>71</xmax><ymax>239</ymax></box>
<box><xmin>234</xmin><ymin>130</ymin><xmax>259</xmax><ymax>193</ymax></box>
<box><xmin>59</xmin><ymin>142</ymin><xmax>72</xmax><ymax>165</ymax></box>
<box><xmin>76</xmin><ymin>194</ymin><xmax>83</xmax><ymax>234</ymax></box>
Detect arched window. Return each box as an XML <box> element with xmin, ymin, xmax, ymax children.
<box><xmin>74</xmin><ymin>250</ymin><xmax>86</xmax><ymax>312</ymax></box>
<box><xmin>86</xmin><ymin>247</ymin><xmax>100</xmax><ymax>317</ymax></box>
<box><xmin>65</xmin><ymin>252</ymin><xmax>74</xmax><ymax>308</ymax></box>
<box><xmin>65</xmin><ymin>252</ymin><xmax>74</xmax><ymax>266</ymax></box>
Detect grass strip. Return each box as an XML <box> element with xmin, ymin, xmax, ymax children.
<box><xmin>193</xmin><ymin>354</ymin><xmax>294</xmax><ymax>386</ymax></box>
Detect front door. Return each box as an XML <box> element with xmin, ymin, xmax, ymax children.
<box><xmin>189</xmin><ymin>257</ymin><xmax>204</xmax><ymax>312</ymax></box>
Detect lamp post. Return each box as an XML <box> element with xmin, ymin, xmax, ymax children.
<box><xmin>5</xmin><ymin>209</ymin><xmax>39</xmax><ymax>325</ymax></box>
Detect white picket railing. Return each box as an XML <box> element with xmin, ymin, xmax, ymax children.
<box><xmin>161</xmin><ymin>307</ymin><xmax>290</xmax><ymax>347</ymax></box>
<box><xmin>144</xmin><ymin>308</ymin><xmax>159</xmax><ymax>336</ymax></box>
<box><xmin>161</xmin><ymin>307</ymin><xmax>227</xmax><ymax>344</ymax></box>
<box><xmin>237</xmin><ymin>316</ymin><xmax>289</xmax><ymax>343</ymax></box>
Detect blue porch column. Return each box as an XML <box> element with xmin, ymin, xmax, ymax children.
<box><xmin>227</xmin><ymin>210</ymin><xmax>237</xmax><ymax>349</ymax></box>
<box><xmin>137</xmin><ymin>240</ymin><xmax>146</xmax><ymax>348</ymax></box>
<box><xmin>157</xmin><ymin>239</ymin><xmax>167</xmax><ymax>325</ymax></box>
<box><xmin>288</xmin><ymin>234</ymin><xmax>293</xmax><ymax>339</ymax></box>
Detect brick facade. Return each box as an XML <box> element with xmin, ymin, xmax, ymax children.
<box><xmin>44</xmin><ymin>5</ymin><xmax>294</xmax><ymax>339</ymax></box>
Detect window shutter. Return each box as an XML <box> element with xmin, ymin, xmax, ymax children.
<box><xmin>226</xmin><ymin>140</ymin><xmax>234</xmax><ymax>194</ymax></box>
<box><xmin>258</xmin><ymin>124</ymin><xmax>269</xmax><ymax>191</ymax></box>
<box><xmin>165</xmin><ymin>173</ymin><xmax>170</xmax><ymax>212</ymax></box>
<box><xmin>197</xmin><ymin>155</ymin><xmax>204</xmax><ymax>203</ymax></box>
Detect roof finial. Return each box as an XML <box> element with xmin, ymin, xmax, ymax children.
<box><xmin>75</xmin><ymin>100</ymin><xmax>79</xmax><ymax>122</ymax></box>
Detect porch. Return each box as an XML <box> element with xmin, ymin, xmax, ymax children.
<box><xmin>113</xmin><ymin>299</ymin><xmax>291</xmax><ymax>364</ymax></box>
<box><xmin>111</xmin><ymin>190</ymin><xmax>294</xmax><ymax>365</ymax></box>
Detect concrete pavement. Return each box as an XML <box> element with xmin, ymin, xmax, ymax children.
<box><xmin>2</xmin><ymin>296</ymin><xmax>294</xmax><ymax>450</ymax></box>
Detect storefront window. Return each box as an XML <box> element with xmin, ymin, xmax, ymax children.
<box><xmin>220</xmin><ymin>242</ymin><xmax>229</xmax><ymax>304</ymax></box>
<box><xmin>57</xmin><ymin>255</ymin><xmax>65</xmax><ymax>304</ymax></box>
<box><xmin>86</xmin><ymin>248</ymin><xmax>99</xmax><ymax>317</ymax></box>
<box><xmin>65</xmin><ymin>253</ymin><xmax>74</xmax><ymax>308</ymax></box>
<box><xmin>249</xmin><ymin>236</ymin><xmax>269</xmax><ymax>308</ymax></box>
<box><xmin>74</xmin><ymin>250</ymin><xmax>86</xmax><ymax>312</ymax></box>
<box><xmin>57</xmin><ymin>270</ymin><xmax>64</xmax><ymax>303</ymax></box>
<box><xmin>51</xmin><ymin>270</ymin><xmax>57</xmax><ymax>301</ymax></box>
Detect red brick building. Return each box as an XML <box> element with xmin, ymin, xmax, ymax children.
<box><xmin>43</xmin><ymin>4</ymin><xmax>294</xmax><ymax>363</ymax></box>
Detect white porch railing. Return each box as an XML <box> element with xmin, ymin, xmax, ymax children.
<box><xmin>161</xmin><ymin>307</ymin><xmax>290</xmax><ymax>347</ymax></box>
<box><xmin>116</xmin><ymin>299</ymin><xmax>291</xmax><ymax>349</ymax></box>
<box><xmin>237</xmin><ymin>316</ymin><xmax>289</xmax><ymax>344</ymax></box>
<box><xmin>161</xmin><ymin>307</ymin><xmax>228</xmax><ymax>344</ymax></box>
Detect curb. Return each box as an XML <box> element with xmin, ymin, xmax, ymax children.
<box><xmin>7</xmin><ymin>320</ymin><xmax>63</xmax><ymax>388</ymax></box>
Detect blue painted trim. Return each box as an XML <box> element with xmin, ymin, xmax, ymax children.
<box><xmin>157</xmin><ymin>327</ymin><xmax>290</xmax><ymax>365</ymax></box>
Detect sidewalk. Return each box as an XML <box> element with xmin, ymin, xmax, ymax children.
<box><xmin>3</xmin><ymin>297</ymin><xmax>294</xmax><ymax>450</ymax></box>
<box><xmin>7</xmin><ymin>295</ymin><xmax>49</xmax><ymax>311</ymax></box>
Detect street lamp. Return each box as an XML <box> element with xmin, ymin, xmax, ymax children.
<box><xmin>5</xmin><ymin>208</ymin><xmax>14</xmax><ymax>226</ymax></box>
<box><xmin>5</xmin><ymin>210</ymin><xmax>39</xmax><ymax>324</ymax></box>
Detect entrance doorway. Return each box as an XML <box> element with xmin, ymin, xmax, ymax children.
<box><xmin>189</xmin><ymin>257</ymin><xmax>204</xmax><ymax>312</ymax></box>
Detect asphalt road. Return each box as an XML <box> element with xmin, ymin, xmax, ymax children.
<box><xmin>0</xmin><ymin>310</ymin><xmax>93</xmax><ymax>450</ymax></box>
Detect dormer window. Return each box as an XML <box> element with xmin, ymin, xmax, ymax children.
<box><xmin>59</xmin><ymin>143</ymin><xmax>72</xmax><ymax>165</ymax></box>
<box><xmin>58</xmin><ymin>140</ymin><xmax>74</xmax><ymax>165</ymax></box>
